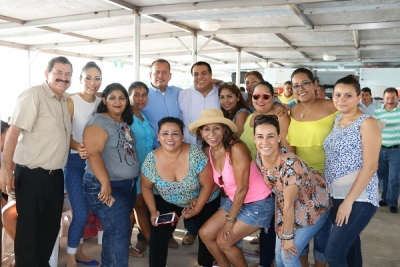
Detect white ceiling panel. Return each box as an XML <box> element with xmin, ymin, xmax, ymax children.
<box><xmin>1</xmin><ymin>0</ymin><xmax>400</xmax><ymax>73</ymax></box>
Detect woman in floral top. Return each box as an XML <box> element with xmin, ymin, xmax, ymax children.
<box><xmin>141</xmin><ymin>116</ymin><xmax>220</xmax><ymax>267</ymax></box>
<box><xmin>253</xmin><ymin>114</ymin><xmax>331</xmax><ymax>267</ymax></box>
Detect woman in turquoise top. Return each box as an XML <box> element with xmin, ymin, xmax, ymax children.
<box><xmin>141</xmin><ymin>116</ymin><xmax>220</xmax><ymax>267</ymax></box>
<box><xmin>128</xmin><ymin>81</ymin><xmax>155</xmax><ymax>257</ymax></box>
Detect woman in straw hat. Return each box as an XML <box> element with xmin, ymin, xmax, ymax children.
<box><xmin>190</xmin><ymin>109</ymin><xmax>274</xmax><ymax>267</ymax></box>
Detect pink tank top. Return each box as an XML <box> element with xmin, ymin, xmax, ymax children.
<box><xmin>209</xmin><ymin>149</ymin><xmax>272</xmax><ymax>203</ymax></box>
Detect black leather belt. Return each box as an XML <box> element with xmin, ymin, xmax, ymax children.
<box><xmin>16</xmin><ymin>164</ymin><xmax>62</xmax><ymax>175</ymax></box>
<box><xmin>381</xmin><ymin>145</ymin><xmax>399</xmax><ymax>149</ymax></box>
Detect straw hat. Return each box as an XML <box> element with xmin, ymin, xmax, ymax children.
<box><xmin>189</xmin><ymin>109</ymin><xmax>238</xmax><ymax>134</ymax></box>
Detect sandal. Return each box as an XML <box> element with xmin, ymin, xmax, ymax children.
<box><xmin>129</xmin><ymin>245</ymin><xmax>144</xmax><ymax>258</ymax></box>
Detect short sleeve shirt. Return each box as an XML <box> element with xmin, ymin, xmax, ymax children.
<box><xmin>10</xmin><ymin>82</ymin><xmax>71</xmax><ymax>169</ymax></box>
<box><xmin>85</xmin><ymin>114</ymin><xmax>140</xmax><ymax>181</ymax></box>
<box><xmin>141</xmin><ymin>145</ymin><xmax>219</xmax><ymax>207</ymax></box>
<box><xmin>257</xmin><ymin>148</ymin><xmax>331</xmax><ymax>238</ymax></box>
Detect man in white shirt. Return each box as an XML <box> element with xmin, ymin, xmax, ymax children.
<box><xmin>179</xmin><ymin>61</ymin><xmax>220</xmax><ymax>145</ymax></box>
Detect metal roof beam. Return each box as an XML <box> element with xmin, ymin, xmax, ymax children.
<box><xmin>275</xmin><ymin>33</ymin><xmax>297</xmax><ymax>50</ymax></box>
<box><xmin>37</xmin><ymin>27</ymin><xmax>102</xmax><ymax>43</ymax></box>
<box><xmin>0</xmin><ymin>10</ymin><xmax>134</xmax><ymax>30</ymax></box>
<box><xmin>352</xmin><ymin>30</ymin><xmax>360</xmax><ymax>49</ymax></box>
<box><xmin>28</xmin><ymin>37</ymin><xmax>133</xmax><ymax>50</ymax></box>
<box><xmin>275</xmin><ymin>33</ymin><xmax>312</xmax><ymax>61</ymax></box>
<box><xmin>0</xmin><ymin>15</ymin><xmax>25</xmax><ymax>24</ymax></box>
<box><xmin>197</xmin><ymin>21</ymin><xmax>400</xmax><ymax>35</ymax></box>
<box><xmin>103</xmin><ymin>0</ymin><xmax>139</xmax><ymax>11</ymax></box>
<box><xmin>0</xmin><ymin>40</ymin><xmax>28</xmax><ymax>49</ymax></box>
<box><xmin>139</xmin><ymin>0</ymin><xmax>347</xmax><ymax>14</ymax></box>
<box><xmin>197</xmin><ymin>35</ymin><xmax>215</xmax><ymax>53</ymax></box>
<box><xmin>174</xmin><ymin>37</ymin><xmax>192</xmax><ymax>55</ymax></box>
<box><xmin>303</xmin><ymin>2</ymin><xmax>400</xmax><ymax>15</ymax></box>
<box><xmin>289</xmin><ymin>4</ymin><xmax>314</xmax><ymax>30</ymax></box>
<box><xmin>40</xmin><ymin>49</ymin><xmax>101</xmax><ymax>60</ymax></box>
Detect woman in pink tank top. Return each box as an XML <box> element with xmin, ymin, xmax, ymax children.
<box><xmin>189</xmin><ymin>109</ymin><xmax>274</xmax><ymax>267</ymax></box>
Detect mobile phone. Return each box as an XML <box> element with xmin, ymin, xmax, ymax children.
<box><xmin>155</xmin><ymin>212</ymin><xmax>176</xmax><ymax>224</ymax></box>
<box><xmin>106</xmin><ymin>196</ymin><xmax>115</xmax><ymax>207</ymax></box>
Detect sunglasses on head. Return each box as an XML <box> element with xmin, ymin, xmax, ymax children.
<box><xmin>219</xmin><ymin>81</ymin><xmax>235</xmax><ymax>86</ymax></box>
<box><xmin>218</xmin><ymin>176</ymin><xmax>228</xmax><ymax>197</ymax></box>
<box><xmin>254</xmin><ymin>114</ymin><xmax>279</xmax><ymax>125</ymax></box>
<box><xmin>252</xmin><ymin>93</ymin><xmax>271</xmax><ymax>101</ymax></box>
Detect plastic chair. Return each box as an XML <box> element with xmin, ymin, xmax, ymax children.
<box><xmin>49</xmin><ymin>208</ymin><xmax>72</xmax><ymax>267</ymax></box>
<box><xmin>1</xmin><ymin>197</ymin><xmax>15</xmax><ymax>262</ymax></box>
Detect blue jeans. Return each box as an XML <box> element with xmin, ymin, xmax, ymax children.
<box><xmin>83</xmin><ymin>172</ymin><xmax>136</xmax><ymax>267</ymax></box>
<box><xmin>325</xmin><ymin>199</ymin><xmax>377</xmax><ymax>267</ymax></box>
<box><xmin>300</xmin><ymin>212</ymin><xmax>332</xmax><ymax>262</ymax></box>
<box><xmin>64</xmin><ymin>153</ymin><xmax>89</xmax><ymax>253</ymax></box>
<box><xmin>275</xmin><ymin>210</ymin><xmax>330</xmax><ymax>267</ymax></box>
<box><xmin>377</xmin><ymin>146</ymin><xmax>400</xmax><ymax>207</ymax></box>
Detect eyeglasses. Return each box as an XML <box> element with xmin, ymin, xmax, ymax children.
<box><xmin>252</xmin><ymin>93</ymin><xmax>271</xmax><ymax>101</ymax></box>
<box><xmin>292</xmin><ymin>81</ymin><xmax>313</xmax><ymax>91</ymax></box>
<box><xmin>254</xmin><ymin>114</ymin><xmax>279</xmax><ymax>126</ymax></box>
<box><xmin>218</xmin><ymin>176</ymin><xmax>227</xmax><ymax>197</ymax></box>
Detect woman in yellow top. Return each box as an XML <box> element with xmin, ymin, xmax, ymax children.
<box><xmin>287</xmin><ymin>68</ymin><xmax>337</xmax><ymax>267</ymax></box>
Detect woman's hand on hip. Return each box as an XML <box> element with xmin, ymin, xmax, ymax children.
<box><xmin>281</xmin><ymin>239</ymin><xmax>298</xmax><ymax>259</ymax></box>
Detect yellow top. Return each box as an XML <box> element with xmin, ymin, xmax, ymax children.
<box><xmin>240</xmin><ymin>114</ymin><xmax>257</xmax><ymax>159</ymax></box>
<box><xmin>278</xmin><ymin>94</ymin><xmax>295</xmax><ymax>104</ymax></box>
<box><xmin>286</xmin><ymin>111</ymin><xmax>338</xmax><ymax>174</ymax></box>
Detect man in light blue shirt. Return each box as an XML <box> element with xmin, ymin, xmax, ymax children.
<box><xmin>139</xmin><ymin>59</ymin><xmax>181</xmax><ymax>249</ymax></box>
<box><xmin>179</xmin><ymin>61</ymin><xmax>220</xmax><ymax>146</ymax></box>
<box><xmin>142</xmin><ymin>59</ymin><xmax>181</xmax><ymax>148</ymax></box>
<box><xmin>358</xmin><ymin>87</ymin><xmax>378</xmax><ymax>116</ymax></box>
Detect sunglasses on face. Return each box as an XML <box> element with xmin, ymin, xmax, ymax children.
<box><xmin>218</xmin><ymin>176</ymin><xmax>228</xmax><ymax>197</ymax></box>
<box><xmin>252</xmin><ymin>93</ymin><xmax>271</xmax><ymax>101</ymax></box>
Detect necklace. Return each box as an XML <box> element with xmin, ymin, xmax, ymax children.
<box><xmin>162</xmin><ymin>148</ymin><xmax>182</xmax><ymax>167</ymax></box>
<box><xmin>211</xmin><ymin>146</ymin><xmax>225</xmax><ymax>160</ymax></box>
<box><xmin>299</xmin><ymin>100</ymin><xmax>316</xmax><ymax>118</ymax></box>
<box><xmin>338</xmin><ymin>116</ymin><xmax>358</xmax><ymax>129</ymax></box>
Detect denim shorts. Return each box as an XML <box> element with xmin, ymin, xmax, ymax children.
<box><xmin>221</xmin><ymin>195</ymin><xmax>274</xmax><ymax>229</ymax></box>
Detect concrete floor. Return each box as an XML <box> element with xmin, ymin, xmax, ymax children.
<box><xmin>2</xmin><ymin>205</ymin><xmax>400</xmax><ymax>267</ymax></box>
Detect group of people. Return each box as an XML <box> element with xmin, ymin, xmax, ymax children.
<box><xmin>0</xmin><ymin>55</ymin><xmax>391</xmax><ymax>267</ymax></box>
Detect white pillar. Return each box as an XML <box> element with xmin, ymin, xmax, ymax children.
<box><xmin>192</xmin><ymin>34</ymin><xmax>197</xmax><ymax>66</ymax></box>
<box><xmin>27</xmin><ymin>50</ymin><xmax>32</xmax><ymax>88</ymax></box>
<box><xmin>236</xmin><ymin>50</ymin><xmax>241</xmax><ymax>86</ymax></box>
<box><xmin>264</xmin><ymin>61</ymin><xmax>268</xmax><ymax>80</ymax></box>
<box><xmin>133</xmin><ymin>12</ymin><xmax>141</xmax><ymax>81</ymax></box>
